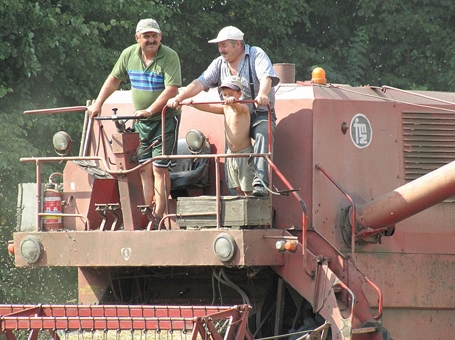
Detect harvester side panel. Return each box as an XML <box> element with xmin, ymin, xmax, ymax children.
<box><xmin>273</xmin><ymin>94</ymin><xmax>314</xmax><ymax>230</ymax></box>
<box><xmin>312</xmin><ymin>89</ymin><xmax>401</xmax><ymax>249</ymax></box>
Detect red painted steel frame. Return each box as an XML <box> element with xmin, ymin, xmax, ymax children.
<box><xmin>24</xmin><ymin>106</ymin><xmax>88</xmax><ymax>115</ymax></box>
<box><xmin>0</xmin><ymin>304</ymin><xmax>252</xmax><ymax>340</ymax></box>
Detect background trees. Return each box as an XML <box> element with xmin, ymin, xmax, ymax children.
<box><xmin>1</xmin><ymin>0</ymin><xmax>454</xmax><ymax>302</ymax></box>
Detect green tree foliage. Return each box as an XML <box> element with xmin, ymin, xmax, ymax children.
<box><xmin>0</xmin><ymin>0</ymin><xmax>171</xmax><ymax>303</ymax></box>
<box><xmin>0</xmin><ymin>0</ymin><xmax>454</xmax><ymax>303</ymax></box>
<box><xmin>303</xmin><ymin>1</ymin><xmax>455</xmax><ymax>88</ymax></box>
<box><xmin>161</xmin><ymin>0</ymin><xmax>311</xmax><ymax>83</ymax></box>
<box><xmin>356</xmin><ymin>1</ymin><xmax>455</xmax><ymax>89</ymax></box>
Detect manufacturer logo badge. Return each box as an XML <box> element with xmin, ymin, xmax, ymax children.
<box><xmin>350</xmin><ymin>113</ymin><xmax>372</xmax><ymax>148</ymax></box>
<box><xmin>120</xmin><ymin>247</ymin><xmax>131</xmax><ymax>261</ymax></box>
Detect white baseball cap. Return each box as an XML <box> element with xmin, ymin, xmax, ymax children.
<box><xmin>136</xmin><ymin>19</ymin><xmax>161</xmax><ymax>34</ymax></box>
<box><xmin>208</xmin><ymin>26</ymin><xmax>244</xmax><ymax>43</ymax></box>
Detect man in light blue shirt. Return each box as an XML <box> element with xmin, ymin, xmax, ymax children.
<box><xmin>168</xmin><ymin>26</ymin><xmax>279</xmax><ymax>196</ymax></box>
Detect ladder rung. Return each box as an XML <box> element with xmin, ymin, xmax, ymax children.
<box><xmin>352</xmin><ymin>326</ymin><xmax>378</xmax><ymax>334</ymax></box>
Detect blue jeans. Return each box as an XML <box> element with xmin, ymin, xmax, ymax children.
<box><xmin>250</xmin><ymin>114</ymin><xmax>276</xmax><ymax>187</ymax></box>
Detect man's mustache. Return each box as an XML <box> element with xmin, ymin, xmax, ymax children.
<box><xmin>146</xmin><ymin>42</ymin><xmax>157</xmax><ymax>46</ymax></box>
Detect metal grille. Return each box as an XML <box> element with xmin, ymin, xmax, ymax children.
<box><xmin>402</xmin><ymin>111</ymin><xmax>455</xmax><ymax>181</ymax></box>
<box><xmin>0</xmin><ymin>304</ymin><xmax>252</xmax><ymax>340</ymax></box>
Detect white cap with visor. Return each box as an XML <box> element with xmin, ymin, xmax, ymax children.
<box><xmin>208</xmin><ymin>26</ymin><xmax>244</xmax><ymax>43</ymax></box>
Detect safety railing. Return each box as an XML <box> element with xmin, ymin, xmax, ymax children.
<box><xmin>315</xmin><ymin>164</ymin><xmax>383</xmax><ymax>321</ymax></box>
<box><xmin>21</xmin><ymin>102</ymin><xmax>306</xmax><ymax>243</ymax></box>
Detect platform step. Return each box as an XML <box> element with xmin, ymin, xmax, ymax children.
<box><xmin>176</xmin><ymin>195</ymin><xmax>272</xmax><ymax>228</ymax></box>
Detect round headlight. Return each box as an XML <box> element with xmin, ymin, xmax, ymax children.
<box><xmin>19</xmin><ymin>236</ymin><xmax>42</xmax><ymax>264</ymax></box>
<box><xmin>186</xmin><ymin>130</ymin><xmax>206</xmax><ymax>154</ymax></box>
<box><xmin>53</xmin><ymin>131</ymin><xmax>72</xmax><ymax>156</ymax></box>
<box><xmin>213</xmin><ymin>233</ymin><xmax>236</xmax><ymax>262</ymax></box>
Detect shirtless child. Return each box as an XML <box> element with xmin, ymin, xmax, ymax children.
<box><xmin>181</xmin><ymin>76</ymin><xmax>254</xmax><ymax>196</ymax></box>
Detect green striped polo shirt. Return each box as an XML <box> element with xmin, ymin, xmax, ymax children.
<box><xmin>111</xmin><ymin>43</ymin><xmax>181</xmax><ymax>121</ymax></box>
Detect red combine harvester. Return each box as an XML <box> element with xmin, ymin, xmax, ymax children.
<box><xmin>6</xmin><ymin>66</ymin><xmax>455</xmax><ymax>340</ymax></box>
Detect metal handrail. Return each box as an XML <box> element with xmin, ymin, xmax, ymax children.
<box><xmin>315</xmin><ymin>164</ymin><xmax>357</xmax><ymax>257</ymax></box>
<box><xmin>314</xmin><ymin>164</ymin><xmax>384</xmax><ymax>323</ymax></box>
<box><xmin>364</xmin><ymin>276</ymin><xmax>383</xmax><ymax>320</ymax></box>
<box><xmin>21</xmin><ymin>152</ymin><xmax>274</xmax><ymax>230</ymax></box>
<box><xmin>20</xmin><ymin>101</ymin><xmax>304</xmax><ymax>241</ymax></box>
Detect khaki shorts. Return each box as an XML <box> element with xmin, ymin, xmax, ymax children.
<box><xmin>226</xmin><ymin>145</ymin><xmax>254</xmax><ymax>192</ymax></box>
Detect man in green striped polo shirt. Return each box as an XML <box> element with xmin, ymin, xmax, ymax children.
<box><xmin>89</xmin><ymin>18</ymin><xmax>182</xmax><ymax>228</ymax></box>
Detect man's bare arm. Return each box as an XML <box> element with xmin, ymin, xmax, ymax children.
<box><xmin>167</xmin><ymin>79</ymin><xmax>204</xmax><ymax>108</ymax></box>
<box><xmin>135</xmin><ymin>85</ymin><xmax>179</xmax><ymax>118</ymax></box>
<box><xmin>255</xmin><ymin>76</ymin><xmax>272</xmax><ymax>106</ymax></box>
<box><xmin>89</xmin><ymin>75</ymin><xmax>122</xmax><ymax>117</ymax></box>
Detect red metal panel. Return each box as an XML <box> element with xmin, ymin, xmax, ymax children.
<box><xmin>111</xmin><ymin>133</ymin><xmax>147</xmax><ymax>230</ymax></box>
<box><xmin>13</xmin><ymin>230</ymin><xmax>285</xmax><ymax>267</ymax></box>
<box><xmin>354</xmin><ymin>252</ymin><xmax>455</xmax><ymax>309</ymax></box>
<box><xmin>381</xmin><ymin>308</ymin><xmax>454</xmax><ymax>340</ymax></box>
<box><xmin>62</xmin><ymin>162</ymin><xmax>120</xmax><ymax>231</ymax></box>
<box><xmin>354</xmin><ymin>252</ymin><xmax>455</xmax><ymax>339</ymax></box>
<box><xmin>312</xmin><ymin>93</ymin><xmax>401</xmax><ymax>248</ymax></box>
<box><xmin>273</xmin><ymin>101</ymin><xmax>314</xmax><ymax>231</ymax></box>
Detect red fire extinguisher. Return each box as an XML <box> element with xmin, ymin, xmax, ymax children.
<box><xmin>42</xmin><ymin>181</ymin><xmax>63</xmax><ymax>231</ymax></box>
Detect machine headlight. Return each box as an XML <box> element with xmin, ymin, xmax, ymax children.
<box><xmin>19</xmin><ymin>236</ymin><xmax>42</xmax><ymax>264</ymax></box>
<box><xmin>186</xmin><ymin>130</ymin><xmax>206</xmax><ymax>154</ymax></box>
<box><xmin>53</xmin><ymin>131</ymin><xmax>72</xmax><ymax>156</ymax></box>
<box><xmin>213</xmin><ymin>233</ymin><xmax>236</xmax><ymax>262</ymax></box>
